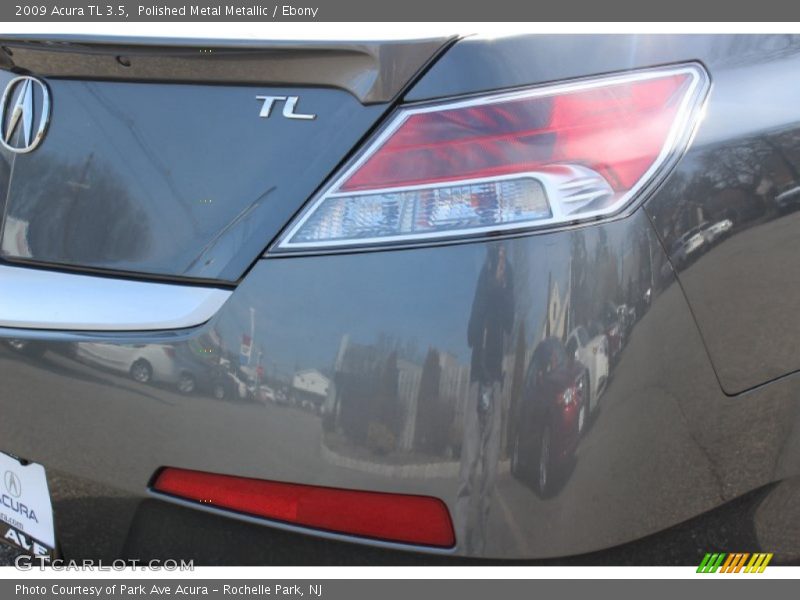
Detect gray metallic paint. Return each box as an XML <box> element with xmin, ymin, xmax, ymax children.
<box><xmin>0</xmin><ymin>77</ymin><xmax>386</xmax><ymax>281</ymax></box>
<box><xmin>0</xmin><ymin>36</ymin><xmax>451</xmax><ymax>104</ymax></box>
<box><xmin>2</xmin><ymin>34</ymin><xmax>800</xmax><ymax>562</ymax></box>
<box><xmin>411</xmin><ymin>33</ymin><xmax>800</xmax><ymax>396</ymax></box>
<box><xmin>2</xmin><ymin>210</ymin><xmax>799</xmax><ymax>560</ymax></box>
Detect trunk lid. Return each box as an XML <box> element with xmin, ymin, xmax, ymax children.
<box><xmin>0</xmin><ymin>36</ymin><xmax>448</xmax><ymax>281</ymax></box>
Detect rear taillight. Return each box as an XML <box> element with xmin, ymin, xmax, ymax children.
<box><xmin>275</xmin><ymin>64</ymin><xmax>708</xmax><ymax>251</ymax></box>
<box><xmin>152</xmin><ymin>468</ymin><xmax>455</xmax><ymax>548</ymax></box>
<box><xmin>559</xmin><ymin>384</ymin><xmax>582</xmax><ymax>407</ymax></box>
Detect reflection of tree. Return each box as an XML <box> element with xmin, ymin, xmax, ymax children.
<box><xmin>592</xmin><ymin>228</ymin><xmax>620</xmax><ymax>318</ymax></box>
<box><xmin>334</xmin><ymin>334</ymin><xmax>445</xmax><ymax>456</ymax></box>
<box><xmin>706</xmin><ymin>35</ymin><xmax>800</xmax><ymax>68</ymax></box>
<box><xmin>505</xmin><ymin>320</ymin><xmax>527</xmax><ymax>455</ymax></box>
<box><xmin>569</xmin><ymin>230</ymin><xmax>590</xmax><ymax>328</ymax></box>
<box><xmin>414</xmin><ymin>347</ymin><xmax>449</xmax><ymax>454</ymax></box>
<box><xmin>335</xmin><ymin>345</ymin><xmax>383</xmax><ymax>445</ymax></box>
<box><xmin>5</xmin><ymin>154</ymin><xmax>151</xmax><ymax>263</ymax></box>
<box><xmin>378</xmin><ymin>350</ymin><xmax>401</xmax><ymax>438</ymax></box>
<box><xmin>653</xmin><ymin>129</ymin><xmax>800</xmax><ymax>247</ymax></box>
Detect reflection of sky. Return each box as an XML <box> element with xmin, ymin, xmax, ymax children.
<box><xmin>210</xmin><ymin>214</ymin><xmax>636</xmax><ymax>375</ymax></box>
<box><xmin>214</xmin><ymin>246</ymin><xmax>486</xmax><ymax>371</ymax></box>
<box><xmin>695</xmin><ymin>55</ymin><xmax>800</xmax><ymax>146</ymax></box>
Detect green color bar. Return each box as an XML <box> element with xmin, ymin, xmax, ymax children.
<box><xmin>711</xmin><ymin>553</ymin><xmax>727</xmax><ymax>573</ymax></box>
<box><xmin>697</xmin><ymin>554</ymin><xmax>713</xmax><ymax>573</ymax></box>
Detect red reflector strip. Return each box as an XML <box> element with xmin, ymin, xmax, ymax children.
<box><xmin>152</xmin><ymin>468</ymin><xmax>455</xmax><ymax>548</ymax></box>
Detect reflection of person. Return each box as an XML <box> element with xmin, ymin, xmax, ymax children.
<box><xmin>456</xmin><ymin>244</ymin><xmax>514</xmax><ymax>553</ymax></box>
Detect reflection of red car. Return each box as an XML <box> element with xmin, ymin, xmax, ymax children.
<box><xmin>510</xmin><ymin>337</ymin><xmax>588</xmax><ymax>497</ymax></box>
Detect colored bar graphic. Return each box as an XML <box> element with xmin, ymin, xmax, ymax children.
<box><xmin>699</xmin><ymin>552</ymin><xmax>773</xmax><ymax>573</ymax></box>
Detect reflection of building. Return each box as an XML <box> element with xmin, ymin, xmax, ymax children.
<box><xmin>401</xmin><ymin>351</ymin><xmax>469</xmax><ymax>453</ymax></box>
<box><xmin>292</xmin><ymin>369</ymin><xmax>330</xmax><ymax>409</ymax></box>
<box><xmin>541</xmin><ymin>271</ymin><xmax>570</xmax><ymax>342</ymax></box>
<box><xmin>397</xmin><ymin>358</ymin><xmax>422</xmax><ymax>451</ymax></box>
<box><xmin>438</xmin><ymin>351</ymin><xmax>470</xmax><ymax>436</ymax></box>
<box><xmin>334</xmin><ymin>335</ymin><xmax>468</xmax><ymax>456</ymax></box>
<box><xmin>333</xmin><ymin>336</ymin><xmax>390</xmax><ymax>444</ymax></box>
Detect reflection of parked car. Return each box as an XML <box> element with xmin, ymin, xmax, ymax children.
<box><xmin>775</xmin><ymin>185</ymin><xmax>800</xmax><ymax>213</ymax></box>
<box><xmin>601</xmin><ymin>303</ymin><xmax>624</xmax><ymax>364</ymax></box>
<box><xmin>75</xmin><ymin>343</ymin><xmax>196</xmax><ymax>392</ymax></box>
<box><xmin>203</xmin><ymin>367</ymin><xmax>237</xmax><ymax>401</ymax></box>
<box><xmin>2</xmin><ymin>338</ymin><xmax>47</xmax><ymax>358</ymax></box>
<box><xmin>670</xmin><ymin>225</ymin><xmax>706</xmax><ymax>265</ymax></box>
<box><xmin>616</xmin><ymin>303</ymin><xmax>636</xmax><ymax>339</ymax></box>
<box><xmin>701</xmin><ymin>219</ymin><xmax>733</xmax><ymax>245</ymax></box>
<box><xmin>223</xmin><ymin>369</ymin><xmax>251</xmax><ymax>401</ymax></box>
<box><xmin>275</xmin><ymin>388</ymin><xmax>290</xmax><ymax>405</ymax></box>
<box><xmin>173</xmin><ymin>360</ymin><xmax>235</xmax><ymax>400</ymax></box>
<box><xmin>511</xmin><ymin>338</ymin><xmax>587</xmax><ymax>496</ymax></box>
<box><xmin>565</xmin><ymin>325</ymin><xmax>608</xmax><ymax>415</ymax></box>
<box><xmin>258</xmin><ymin>385</ymin><xmax>276</xmax><ymax>403</ymax></box>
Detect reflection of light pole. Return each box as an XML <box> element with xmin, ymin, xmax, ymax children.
<box><xmin>249</xmin><ymin>307</ymin><xmax>256</xmax><ymax>367</ymax></box>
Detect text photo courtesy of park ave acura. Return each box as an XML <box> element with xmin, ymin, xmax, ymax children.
<box><xmin>13</xmin><ymin>584</ymin><xmax>315</xmax><ymax>596</ymax></box>
<box><xmin>1</xmin><ymin>4</ymin><xmax>800</xmax><ymax>585</ymax></box>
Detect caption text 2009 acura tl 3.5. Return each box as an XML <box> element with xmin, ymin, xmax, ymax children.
<box><xmin>1</xmin><ymin>33</ymin><xmax>799</xmax><ymax>564</ymax></box>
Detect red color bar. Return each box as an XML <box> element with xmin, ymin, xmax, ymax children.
<box><xmin>152</xmin><ymin>467</ymin><xmax>455</xmax><ymax>548</ymax></box>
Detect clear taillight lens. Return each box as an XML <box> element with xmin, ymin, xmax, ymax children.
<box><xmin>275</xmin><ymin>64</ymin><xmax>708</xmax><ymax>252</ymax></box>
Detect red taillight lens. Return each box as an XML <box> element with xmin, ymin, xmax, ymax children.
<box><xmin>276</xmin><ymin>65</ymin><xmax>708</xmax><ymax>251</ymax></box>
<box><xmin>152</xmin><ymin>468</ymin><xmax>455</xmax><ymax>548</ymax></box>
<box><xmin>343</xmin><ymin>74</ymin><xmax>689</xmax><ymax>193</ymax></box>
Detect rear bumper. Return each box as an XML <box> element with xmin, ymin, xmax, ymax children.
<box><xmin>2</xmin><ymin>208</ymin><xmax>799</xmax><ymax>561</ymax></box>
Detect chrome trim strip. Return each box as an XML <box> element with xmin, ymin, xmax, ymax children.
<box><xmin>0</xmin><ymin>265</ymin><xmax>231</xmax><ymax>331</ymax></box>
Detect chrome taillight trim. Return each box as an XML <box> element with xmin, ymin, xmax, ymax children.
<box><xmin>273</xmin><ymin>63</ymin><xmax>710</xmax><ymax>252</ymax></box>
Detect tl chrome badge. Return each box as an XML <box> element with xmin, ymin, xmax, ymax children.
<box><xmin>0</xmin><ymin>75</ymin><xmax>51</xmax><ymax>154</ymax></box>
<box><xmin>256</xmin><ymin>95</ymin><xmax>316</xmax><ymax>120</ymax></box>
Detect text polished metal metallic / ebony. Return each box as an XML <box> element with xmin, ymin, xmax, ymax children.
<box><xmin>1</xmin><ymin>34</ymin><xmax>800</xmax><ymax>564</ymax></box>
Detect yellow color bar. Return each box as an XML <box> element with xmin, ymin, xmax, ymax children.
<box><xmin>745</xmin><ymin>553</ymin><xmax>774</xmax><ymax>573</ymax></box>
<box><xmin>745</xmin><ymin>554</ymin><xmax>759</xmax><ymax>573</ymax></box>
<box><xmin>758</xmin><ymin>553</ymin><xmax>773</xmax><ymax>573</ymax></box>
